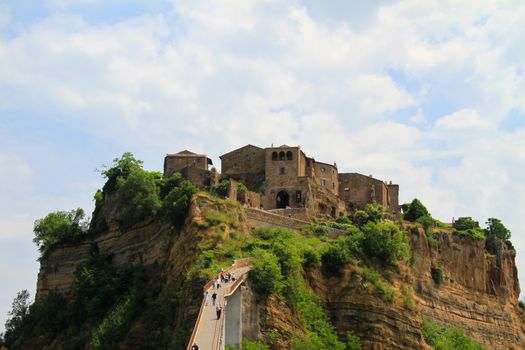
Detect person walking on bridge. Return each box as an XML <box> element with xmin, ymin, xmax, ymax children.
<box><xmin>204</xmin><ymin>291</ymin><xmax>209</xmax><ymax>306</ymax></box>
<box><xmin>216</xmin><ymin>305</ymin><xmax>222</xmax><ymax>320</ymax></box>
<box><xmin>211</xmin><ymin>291</ymin><xmax>217</xmax><ymax>306</ymax></box>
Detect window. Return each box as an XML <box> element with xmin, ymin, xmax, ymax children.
<box><xmin>286</xmin><ymin>151</ymin><xmax>293</xmax><ymax>160</ymax></box>
<box><xmin>321</xmin><ymin>179</ymin><xmax>326</xmax><ymax>186</ymax></box>
<box><xmin>245</xmin><ymin>154</ymin><xmax>251</xmax><ymax>160</ymax></box>
<box><xmin>296</xmin><ymin>190</ymin><xmax>302</xmax><ymax>202</ymax></box>
<box><xmin>272</xmin><ymin>152</ymin><xmax>278</xmax><ymax>161</ymax></box>
<box><xmin>279</xmin><ymin>151</ymin><xmax>285</xmax><ymax>160</ymax></box>
<box><xmin>321</xmin><ymin>167</ymin><xmax>325</xmax><ymax>172</ymax></box>
<box><xmin>279</xmin><ymin>167</ymin><xmax>286</xmax><ymax>175</ymax></box>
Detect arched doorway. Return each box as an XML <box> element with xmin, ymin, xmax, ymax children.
<box><xmin>276</xmin><ymin>190</ymin><xmax>289</xmax><ymax>209</ymax></box>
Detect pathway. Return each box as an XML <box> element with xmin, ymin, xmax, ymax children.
<box><xmin>187</xmin><ymin>259</ymin><xmax>250</xmax><ymax>350</ymax></box>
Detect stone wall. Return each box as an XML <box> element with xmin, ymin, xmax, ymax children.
<box><xmin>314</xmin><ymin>161</ymin><xmax>339</xmax><ymax>196</ymax></box>
<box><xmin>245</xmin><ymin>208</ymin><xmax>309</xmax><ymax>230</ymax></box>
<box><xmin>339</xmin><ymin>173</ymin><xmax>393</xmax><ymax>210</ymax></box>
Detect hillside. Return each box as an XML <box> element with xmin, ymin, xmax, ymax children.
<box><xmin>2</xmin><ymin>154</ymin><xmax>524</xmax><ymax>350</ymax></box>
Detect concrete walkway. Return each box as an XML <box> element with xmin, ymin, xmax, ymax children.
<box><xmin>188</xmin><ymin>261</ymin><xmax>250</xmax><ymax>350</ymax></box>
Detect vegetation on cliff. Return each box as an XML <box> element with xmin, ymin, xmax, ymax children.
<box><xmin>422</xmin><ymin>320</ymin><xmax>486</xmax><ymax>350</ymax></box>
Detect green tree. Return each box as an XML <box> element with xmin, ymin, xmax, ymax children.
<box><xmin>485</xmin><ymin>218</ymin><xmax>511</xmax><ymax>240</ymax></box>
<box><xmin>33</xmin><ymin>208</ymin><xmax>87</xmax><ymax>252</ymax></box>
<box><xmin>4</xmin><ymin>290</ymin><xmax>31</xmax><ymax>346</ymax></box>
<box><xmin>116</xmin><ymin>168</ymin><xmax>162</xmax><ymax>226</ymax></box>
<box><xmin>215</xmin><ymin>179</ymin><xmax>230</xmax><ymax>196</ymax></box>
<box><xmin>453</xmin><ymin>217</ymin><xmax>478</xmax><ymax>231</ymax></box>
<box><xmin>404</xmin><ymin>199</ymin><xmax>429</xmax><ymax>222</ymax></box>
<box><xmin>163</xmin><ymin>180</ymin><xmax>198</xmax><ymax>225</ymax></box>
<box><xmin>361</xmin><ymin>221</ymin><xmax>408</xmax><ymax>266</ymax></box>
<box><xmin>101</xmin><ymin>152</ymin><xmax>143</xmax><ymax>193</ymax></box>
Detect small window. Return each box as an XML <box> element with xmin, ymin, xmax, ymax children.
<box><xmin>245</xmin><ymin>154</ymin><xmax>250</xmax><ymax>160</ymax></box>
<box><xmin>321</xmin><ymin>167</ymin><xmax>325</xmax><ymax>172</ymax></box>
<box><xmin>321</xmin><ymin>179</ymin><xmax>326</xmax><ymax>186</ymax></box>
<box><xmin>279</xmin><ymin>151</ymin><xmax>286</xmax><ymax>160</ymax></box>
<box><xmin>332</xmin><ymin>183</ymin><xmax>335</xmax><ymax>190</ymax></box>
<box><xmin>279</xmin><ymin>167</ymin><xmax>286</xmax><ymax>175</ymax></box>
<box><xmin>286</xmin><ymin>151</ymin><xmax>293</xmax><ymax>160</ymax></box>
<box><xmin>272</xmin><ymin>152</ymin><xmax>278</xmax><ymax>161</ymax></box>
<box><xmin>296</xmin><ymin>190</ymin><xmax>302</xmax><ymax>202</ymax></box>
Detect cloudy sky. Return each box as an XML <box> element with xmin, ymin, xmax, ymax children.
<box><xmin>1</xmin><ymin>0</ymin><xmax>525</xmax><ymax>330</ymax></box>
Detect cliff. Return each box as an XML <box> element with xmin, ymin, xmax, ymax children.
<box><xmin>25</xmin><ymin>195</ymin><xmax>525</xmax><ymax>349</ymax></box>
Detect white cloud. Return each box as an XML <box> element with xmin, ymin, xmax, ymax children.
<box><xmin>435</xmin><ymin>108</ymin><xmax>490</xmax><ymax>130</ymax></box>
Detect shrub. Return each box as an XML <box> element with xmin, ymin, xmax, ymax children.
<box><xmin>361</xmin><ymin>221</ymin><xmax>409</xmax><ymax>267</ymax></box>
<box><xmin>485</xmin><ymin>218</ymin><xmax>511</xmax><ymax>241</ymax></box>
<box><xmin>361</xmin><ymin>267</ymin><xmax>395</xmax><ymax>303</ymax></box>
<box><xmin>455</xmin><ymin>228</ymin><xmax>486</xmax><ymax>240</ymax></box>
<box><xmin>346</xmin><ymin>330</ymin><xmax>362</xmax><ymax>350</ymax></box>
<box><xmin>519</xmin><ymin>300</ymin><xmax>525</xmax><ymax>312</ymax></box>
<box><xmin>352</xmin><ymin>210</ymin><xmax>369</xmax><ymax>227</ymax></box>
<box><xmin>237</xmin><ymin>182</ymin><xmax>248</xmax><ymax>192</ymax></box>
<box><xmin>302</xmin><ymin>249</ymin><xmax>321</xmax><ymax>269</ymax></box>
<box><xmin>242</xmin><ymin>340</ymin><xmax>270</xmax><ymax>350</ymax></box>
<box><xmin>404</xmin><ymin>199</ymin><xmax>429</xmax><ymax>222</ymax></box>
<box><xmin>163</xmin><ymin>180</ymin><xmax>198</xmax><ymax>225</ymax></box>
<box><xmin>422</xmin><ymin>319</ymin><xmax>486</xmax><ymax>350</ymax></box>
<box><xmin>416</xmin><ymin>214</ymin><xmax>433</xmax><ymax>232</ymax></box>
<box><xmin>336</xmin><ymin>216</ymin><xmax>352</xmax><ymax>225</ymax></box>
<box><xmin>364</xmin><ymin>204</ymin><xmax>384</xmax><ymax>223</ymax></box>
<box><xmin>33</xmin><ymin>208</ymin><xmax>88</xmax><ymax>253</ymax></box>
<box><xmin>321</xmin><ymin>242</ymin><xmax>350</xmax><ymax>275</ymax></box>
<box><xmin>216</xmin><ymin>179</ymin><xmax>230</xmax><ymax>196</ymax></box>
<box><xmin>250</xmin><ymin>249</ymin><xmax>283</xmax><ymax>297</ymax></box>
<box><xmin>453</xmin><ymin>217</ymin><xmax>478</xmax><ymax>231</ymax></box>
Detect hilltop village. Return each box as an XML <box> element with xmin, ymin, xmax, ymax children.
<box><xmin>164</xmin><ymin>144</ymin><xmax>399</xmax><ymax>219</ymax></box>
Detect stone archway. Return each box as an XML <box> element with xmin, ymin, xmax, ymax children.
<box><xmin>276</xmin><ymin>190</ymin><xmax>289</xmax><ymax>209</ymax></box>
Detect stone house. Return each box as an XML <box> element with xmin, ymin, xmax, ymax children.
<box><xmin>163</xmin><ymin>150</ymin><xmax>218</xmax><ymax>188</ymax></box>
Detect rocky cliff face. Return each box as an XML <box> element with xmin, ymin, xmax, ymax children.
<box><xmin>410</xmin><ymin>227</ymin><xmax>524</xmax><ymax>349</ymax></box>
<box><xmin>34</xmin><ymin>197</ymin><xmax>525</xmax><ymax>350</ymax></box>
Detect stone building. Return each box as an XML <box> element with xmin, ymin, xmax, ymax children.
<box><xmin>219</xmin><ymin>144</ymin><xmax>399</xmax><ymax>217</ymax></box>
<box><xmin>163</xmin><ymin>150</ymin><xmax>217</xmax><ymax>188</ymax></box>
<box><xmin>164</xmin><ymin>145</ymin><xmax>400</xmax><ymax>218</ymax></box>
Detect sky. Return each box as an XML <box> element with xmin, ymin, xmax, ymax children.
<box><xmin>1</xmin><ymin>0</ymin><xmax>525</xmax><ymax>332</ymax></box>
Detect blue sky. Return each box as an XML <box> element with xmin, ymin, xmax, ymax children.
<box><xmin>1</xmin><ymin>0</ymin><xmax>525</xmax><ymax>331</ymax></box>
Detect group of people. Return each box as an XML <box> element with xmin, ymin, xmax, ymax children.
<box><xmin>192</xmin><ymin>269</ymin><xmax>237</xmax><ymax>350</ymax></box>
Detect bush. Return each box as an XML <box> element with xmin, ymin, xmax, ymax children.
<box><xmin>485</xmin><ymin>218</ymin><xmax>511</xmax><ymax>241</ymax></box>
<box><xmin>242</xmin><ymin>340</ymin><xmax>270</xmax><ymax>350</ymax></box>
<box><xmin>302</xmin><ymin>249</ymin><xmax>321</xmax><ymax>269</ymax></box>
<box><xmin>422</xmin><ymin>319</ymin><xmax>486</xmax><ymax>350</ymax></box>
<box><xmin>361</xmin><ymin>267</ymin><xmax>395</xmax><ymax>303</ymax></box>
<box><xmin>33</xmin><ymin>208</ymin><xmax>88</xmax><ymax>253</ymax></box>
<box><xmin>455</xmin><ymin>228</ymin><xmax>486</xmax><ymax>240</ymax></box>
<box><xmin>163</xmin><ymin>180</ymin><xmax>198</xmax><ymax>225</ymax></box>
<box><xmin>115</xmin><ymin>168</ymin><xmax>162</xmax><ymax>227</ymax></box>
<box><xmin>352</xmin><ymin>210</ymin><xmax>369</xmax><ymax>227</ymax></box>
<box><xmin>404</xmin><ymin>199</ymin><xmax>429</xmax><ymax>222</ymax></box>
<box><xmin>321</xmin><ymin>242</ymin><xmax>350</xmax><ymax>275</ymax></box>
<box><xmin>453</xmin><ymin>217</ymin><xmax>478</xmax><ymax>231</ymax></box>
<box><xmin>250</xmin><ymin>249</ymin><xmax>283</xmax><ymax>297</ymax></box>
<box><xmin>416</xmin><ymin>215</ymin><xmax>433</xmax><ymax>232</ymax></box>
<box><xmin>215</xmin><ymin>179</ymin><xmax>230</xmax><ymax>196</ymax></box>
<box><xmin>361</xmin><ymin>222</ymin><xmax>409</xmax><ymax>267</ymax></box>
<box><xmin>364</xmin><ymin>204</ymin><xmax>384</xmax><ymax>223</ymax></box>
<box><xmin>346</xmin><ymin>330</ymin><xmax>362</xmax><ymax>350</ymax></box>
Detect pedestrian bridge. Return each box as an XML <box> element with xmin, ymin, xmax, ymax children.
<box><xmin>187</xmin><ymin>258</ymin><xmax>251</xmax><ymax>350</ymax></box>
